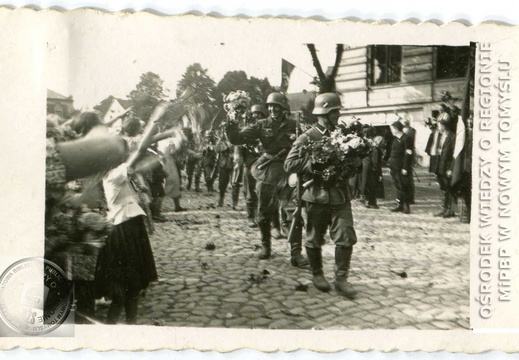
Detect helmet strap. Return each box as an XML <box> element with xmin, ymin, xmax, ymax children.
<box><xmin>324</xmin><ymin>113</ymin><xmax>336</xmax><ymax>131</ymax></box>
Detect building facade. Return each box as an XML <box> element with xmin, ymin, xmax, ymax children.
<box><xmin>47</xmin><ymin>89</ymin><xmax>75</xmax><ymax>119</ymax></box>
<box><xmin>336</xmin><ymin>45</ymin><xmax>472</xmax><ymax>166</ymax></box>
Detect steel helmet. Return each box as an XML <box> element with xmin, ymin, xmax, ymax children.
<box><xmin>250</xmin><ymin>104</ymin><xmax>267</xmax><ymax>116</ymax></box>
<box><xmin>266</xmin><ymin>92</ymin><xmax>290</xmax><ymax>110</ymax></box>
<box><xmin>312</xmin><ymin>92</ymin><xmax>342</xmax><ymax>115</ymax></box>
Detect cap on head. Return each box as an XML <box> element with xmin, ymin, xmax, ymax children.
<box><xmin>266</xmin><ymin>92</ymin><xmax>290</xmax><ymax>110</ymax></box>
<box><xmin>400</xmin><ymin>118</ymin><xmax>410</xmax><ymax>127</ymax></box>
<box><xmin>250</xmin><ymin>104</ymin><xmax>267</xmax><ymax>116</ymax></box>
<box><xmin>312</xmin><ymin>92</ymin><xmax>342</xmax><ymax>115</ymax></box>
<box><xmin>391</xmin><ymin>120</ymin><xmax>404</xmax><ymax>132</ymax></box>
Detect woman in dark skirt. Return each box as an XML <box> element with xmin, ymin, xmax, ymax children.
<box><xmin>95</xmin><ymin>101</ymin><xmax>175</xmax><ymax>324</ymax></box>
<box><xmin>96</xmin><ymin>162</ymin><xmax>158</xmax><ymax>324</ymax></box>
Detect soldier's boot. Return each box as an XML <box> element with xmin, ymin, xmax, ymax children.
<box><xmin>258</xmin><ymin>219</ymin><xmax>271</xmax><ymax>260</ymax></box>
<box><xmin>460</xmin><ymin>201</ymin><xmax>470</xmax><ymax>224</ymax></box>
<box><xmin>305</xmin><ymin>247</ymin><xmax>331</xmax><ymax>292</ymax></box>
<box><xmin>434</xmin><ymin>191</ymin><xmax>448</xmax><ymax>217</ymax></box>
<box><xmin>271</xmin><ymin>211</ymin><xmax>283</xmax><ymax>239</ymax></box>
<box><xmin>217</xmin><ymin>195</ymin><xmax>225</xmax><ymax>207</ymax></box>
<box><xmin>390</xmin><ymin>199</ymin><xmax>404</xmax><ymax>213</ymax></box>
<box><xmin>194</xmin><ymin>176</ymin><xmax>202</xmax><ymax>193</ymax></box>
<box><xmin>231</xmin><ymin>186</ymin><xmax>241</xmax><ymax>210</ymax></box>
<box><xmin>207</xmin><ymin>182</ymin><xmax>215</xmax><ymax>193</ymax></box>
<box><xmin>186</xmin><ymin>176</ymin><xmax>193</xmax><ymax>191</ymax></box>
<box><xmin>334</xmin><ymin>246</ymin><xmax>358</xmax><ymax>299</ymax></box>
<box><xmin>152</xmin><ymin>198</ymin><xmax>169</xmax><ymax>222</ymax></box>
<box><xmin>173</xmin><ymin>197</ymin><xmax>187</xmax><ymax>212</ymax></box>
<box><xmin>246</xmin><ymin>204</ymin><xmax>258</xmax><ymax>228</ymax></box>
<box><xmin>289</xmin><ymin>218</ymin><xmax>309</xmax><ymax>268</ymax></box>
<box><xmin>443</xmin><ymin>192</ymin><xmax>456</xmax><ymax>218</ymax></box>
<box><xmin>403</xmin><ymin>202</ymin><xmax>411</xmax><ymax>214</ymax></box>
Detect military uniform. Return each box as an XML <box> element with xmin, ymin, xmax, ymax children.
<box><xmin>241</xmin><ymin>140</ymin><xmax>261</xmax><ymax>224</ymax></box>
<box><xmin>226</xmin><ymin>114</ymin><xmax>299</xmax><ymax>255</ymax></box>
<box><xmin>284</xmin><ymin>124</ymin><xmax>357</xmax><ymax>249</ymax></box>
<box><xmin>388</xmin><ymin>132</ymin><xmax>413</xmax><ymax>212</ymax></box>
<box><xmin>284</xmin><ymin>122</ymin><xmax>357</xmax><ymax>298</ymax></box>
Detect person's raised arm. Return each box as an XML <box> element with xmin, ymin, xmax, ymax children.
<box><xmin>127</xmin><ymin>101</ymin><xmax>170</xmax><ymax>169</ymax></box>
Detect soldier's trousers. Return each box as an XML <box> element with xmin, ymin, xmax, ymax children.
<box><xmin>244</xmin><ymin>166</ymin><xmax>258</xmax><ymax>212</ymax></box>
<box><xmin>186</xmin><ymin>158</ymin><xmax>202</xmax><ymax>187</ymax></box>
<box><xmin>219</xmin><ymin>168</ymin><xmax>232</xmax><ymax>197</ymax></box>
<box><xmin>305</xmin><ymin>201</ymin><xmax>357</xmax><ymax>249</ymax></box>
<box><xmin>390</xmin><ymin>168</ymin><xmax>411</xmax><ymax>205</ymax></box>
<box><xmin>256</xmin><ymin>181</ymin><xmax>284</xmax><ymax>224</ymax></box>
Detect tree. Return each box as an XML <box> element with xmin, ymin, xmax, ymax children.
<box><xmin>127</xmin><ymin>72</ymin><xmax>168</xmax><ymax>120</ymax></box>
<box><xmin>176</xmin><ymin>63</ymin><xmax>216</xmax><ymax>106</ymax></box>
<box><xmin>300</xmin><ymin>97</ymin><xmax>317</xmax><ymax>127</ymax></box>
<box><xmin>307</xmin><ymin>44</ymin><xmax>344</xmax><ymax>93</ymax></box>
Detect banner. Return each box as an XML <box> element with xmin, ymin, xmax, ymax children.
<box><xmin>280</xmin><ymin>58</ymin><xmax>296</xmax><ymax>93</ymax></box>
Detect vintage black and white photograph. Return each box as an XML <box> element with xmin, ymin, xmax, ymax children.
<box><xmin>43</xmin><ymin>15</ymin><xmax>474</xmax><ymax>331</ymax></box>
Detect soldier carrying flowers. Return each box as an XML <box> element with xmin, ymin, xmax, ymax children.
<box><xmin>284</xmin><ymin>92</ymin><xmax>372</xmax><ymax>298</ymax></box>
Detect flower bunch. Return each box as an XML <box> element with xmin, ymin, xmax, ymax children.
<box><xmin>46</xmin><ymin>204</ymin><xmax>112</xmax><ymax>256</ymax></box>
<box><xmin>299</xmin><ymin>126</ymin><xmax>373</xmax><ymax>186</ymax></box>
<box><xmin>330</xmin><ymin>123</ymin><xmax>373</xmax><ymax>159</ymax></box>
<box><xmin>223</xmin><ymin>90</ymin><xmax>251</xmax><ymax>124</ymax></box>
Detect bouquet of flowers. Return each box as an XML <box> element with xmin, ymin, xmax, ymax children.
<box><xmin>299</xmin><ymin>123</ymin><xmax>373</xmax><ymax>188</ymax></box>
<box><xmin>46</xmin><ymin>203</ymin><xmax>112</xmax><ymax>256</ymax></box>
<box><xmin>223</xmin><ymin>90</ymin><xmax>251</xmax><ymax>125</ymax></box>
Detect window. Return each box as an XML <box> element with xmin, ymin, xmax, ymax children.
<box><xmin>370</xmin><ymin>45</ymin><xmax>402</xmax><ymax>85</ymax></box>
<box><xmin>436</xmin><ymin>46</ymin><xmax>471</xmax><ymax>80</ymax></box>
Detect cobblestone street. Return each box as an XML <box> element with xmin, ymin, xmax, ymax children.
<box><xmin>132</xmin><ymin>171</ymin><xmax>469</xmax><ymax>330</ymax></box>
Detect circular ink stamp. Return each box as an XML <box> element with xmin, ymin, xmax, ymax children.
<box><xmin>0</xmin><ymin>257</ymin><xmax>73</xmax><ymax>335</ymax></box>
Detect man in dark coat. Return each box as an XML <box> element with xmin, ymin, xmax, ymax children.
<box><xmin>432</xmin><ymin>118</ymin><xmax>456</xmax><ymax>218</ymax></box>
<box><xmin>284</xmin><ymin>92</ymin><xmax>357</xmax><ymax>298</ymax></box>
<box><xmin>226</xmin><ymin>93</ymin><xmax>308</xmax><ymax>267</ymax></box>
<box><xmin>388</xmin><ymin>121</ymin><xmax>414</xmax><ymax>214</ymax></box>
<box><xmin>400</xmin><ymin>118</ymin><xmax>416</xmax><ymax>204</ymax></box>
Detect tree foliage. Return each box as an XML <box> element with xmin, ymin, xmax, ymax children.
<box><xmin>127</xmin><ymin>72</ymin><xmax>168</xmax><ymax>120</ymax></box>
<box><xmin>176</xmin><ymin>63</ymin><xmax>216</xmax><ymax>106</ymax></box>
<box><xmin>300</xmin><ymin>97</ymin><xmax>317</xmax><ymax>126</ymax></box>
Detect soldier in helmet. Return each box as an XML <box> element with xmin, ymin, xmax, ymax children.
<box><xmin>284</xmin><ymin>92</ymin><xmax>358</xmax><ymax>299</ymax></box>
<box><xmin>225</xmin><ymin>93</ymin><xmax>308</xmax><ymax>268</ymax></box>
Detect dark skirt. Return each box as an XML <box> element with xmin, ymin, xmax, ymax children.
<box><xmin>95</xmin><ymin>216</ymin><xmax>158</xmax><ymax>298</ymax></box>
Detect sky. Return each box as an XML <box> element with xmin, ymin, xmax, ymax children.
<box><xmin>45</xmin><ymin>13</ymin><xmax>336</xmax><ymax>110</ymax></box>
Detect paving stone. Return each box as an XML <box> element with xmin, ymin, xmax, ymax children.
<box><xmin>436</xmin><ymin>311</ymin><xmax>459</xmax><ymax>321</ymax></box>
<box><xmin>416</xmin><ymin>312</ymin><xmax>434</xmax><ymax>322</ymax></box>
<box><xmin>269</xmin><ymin>319</ymin><xmax>295</xmax><ymax>329</ymax></box>
<box><xmin>222</xmin><ymin>296</ymin><xmax>249</xmax><ymax>303</ymax></box>
<box><xmin>225</xmin><ymin>317</ymin><xmax>252</xmax><ymax>327</ymax></box>
<box><xmin>308</xmin><ymin>309</ymin><xmax>331</xmax><ymax>319</ymax></box>
<box><xmin>250</xmin><ymin>317</ymin><xmax>273</xmax><ymax>328</ymax></box>
<box><xmin>147</xmin><ymin>310</ymin><xmax>166</xmax><ymax>319</ymax></box>
<box><xmin>282</xmin><ymin>300</ymin><xmax>304</xmax><ymax>309</ymax></box>
<box><xmin>456</xmin><ymin>319</ymin><xmax>470</xmax><ymax>329</ymax></box>
<box><xmin>432</xmin><ymin>321</ymin><xmax>456</xmax><ymax>330</ymax></box>
<box><xmin>296</xmin><ymin>319</ymin><xmax>318</xmax><ymax>329</ymax></box>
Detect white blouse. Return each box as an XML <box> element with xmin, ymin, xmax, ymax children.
<box><xmin>103</xmin><ymin>163</ymin><xmax>145</xmax><ymax>225</ymax></box>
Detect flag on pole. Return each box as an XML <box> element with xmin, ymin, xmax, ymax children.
<box><xmin>451</xmin><ymin>47</ymin><xmax>473</xmax><ymax>190</ymax></box>
<box><xmin>280</xmin><ymin>59</ymin><xmax>296</xmax><ymax>93</ymax></box>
